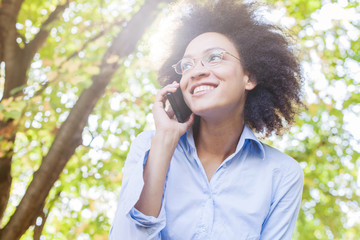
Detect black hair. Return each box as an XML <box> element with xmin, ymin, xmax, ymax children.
<box><xmin>158</xmin><ymin>0</ymin><xmax>304</xmax><ymax>136</ymax></box>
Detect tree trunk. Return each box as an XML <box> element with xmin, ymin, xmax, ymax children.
<box><xmin>0</xmin><ymin>0</ymin><xmax>27</xmax><ymax>224</ymax></box>
<box><xmin>0</xmin><ymin>121</ymin><xmax>16</xmax><ymax>225</ymax></box>
<box><xmin>0</xmin><ymin>36</ymin><xmax>29</xmax><ymax>224</ymax></box>
<box><xmin>0</xmin><ymin>0</ymin><xmax>69</xmax><ymax>225</ymax></box>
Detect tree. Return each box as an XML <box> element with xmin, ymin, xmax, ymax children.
<box><xmin>0</xmin><ymin>0</ymin><xmax>359</xmax><ymax>239</ymax></box>
<box><xmin>264</xmin><ymin>0</ymin><xmax>360</xmax><ymax>239</ymax></box>
<box><xmin>0</xmin><ymin>0</ymin><xmax>173</xmax><ymax>239</ymax></box>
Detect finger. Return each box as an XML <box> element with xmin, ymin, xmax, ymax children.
<box><xmin>155</xmin><ymin>82</ymin><xmax>179</xmax><ymax>103</ymax></box>
<box><xmin>181</xmin><ymin>113</ymin><xmax>195</xmax><ymax>129</ymax></box>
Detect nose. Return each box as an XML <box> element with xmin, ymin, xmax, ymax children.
<box><xmin>189</xmin><ymin>60</ymin><xmax>210</xmax><ymax>80</ymax></box>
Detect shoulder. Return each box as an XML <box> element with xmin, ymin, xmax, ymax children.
<box><xmin>134</xmin><ymin>130</ymin><xmax>155</xmax><ymax>141</ymax></box>
<box><xmin>130</xmin><ymin>130</ymin><xmax>155</xmax><ymax>147</ymax></box>
<box><xmin>122</xmin><ymin>130</ymin><xmax>156</xmax><ymax>171</ymax></box>
<box><xmin>125</xmin><ymin>130</ymin><xmax>156</xmax><ymax>161</ymax></box>
<box><xmin>261</xmin><ymin>143</ymin><xmax>303</xmax><ymax>179</ymax></box>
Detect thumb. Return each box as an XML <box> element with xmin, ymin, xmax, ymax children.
<box><xmin>182</xmin><ymin>114</ymin><xmax>195</xmax><ymax>130</ymax></box>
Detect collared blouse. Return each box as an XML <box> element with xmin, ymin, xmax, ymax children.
<box><xmin>110</xmin><ymin>125</ymin><xmax>304</xmax><ymax>240</ymax></box>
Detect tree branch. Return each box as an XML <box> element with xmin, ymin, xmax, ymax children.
<box><xmin>24</xmin><ymin>0</ymin><xmax>70</xmax><ymax>64</ymax></box>
<box><xmin>0</xmin><ymin>0</ymin><xmax>173</xmax><ymax>238</ymax></box>
<box><xmin>33</xmin><ymin>190</ymin><xmax>61</xmax><ymax>240</ymax></box>
<box><xmin>0</xmin><ymin>31</ymin><xmax>17</xmax><ymax>223</ymax></box>
<box><xmin>0</xmin><ymin>120</ymin><xmax>16</xmax><ymax>225</ymax></box>
<box><xmin>31</xmin><ymin>19</ymin><xmax>123</xmax><ymax>98</ymax></box>
<box><xmin>12</xmin><ymin>0</ymin><xmax>25</xmax><ymax>16</ymax></box>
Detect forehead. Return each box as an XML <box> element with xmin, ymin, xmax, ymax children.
<box><xmin>184</xmin><ymin>32</ymin><xmax>238</xmax><ymax>57</ymax></box>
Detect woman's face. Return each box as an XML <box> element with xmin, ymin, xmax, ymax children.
<box><xmin>179</xmin><ymin>32</ymin><xmax>256</xmax><ymax>121</ymax></box>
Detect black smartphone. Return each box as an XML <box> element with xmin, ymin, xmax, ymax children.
<box><xmin>166</xmin><ymin>88</ymin><xmax>192</xmax><ymax>123</ymax></box>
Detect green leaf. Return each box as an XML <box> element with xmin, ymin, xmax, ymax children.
<box><xmin>9</xmin><ymin>84</ymin><xmax>27</xmax><ymax>96</ymax></box>
<box><xmin>4</xmin><ymin>110</ymin><xmax>21</xmax><ymax>120</ymax></box>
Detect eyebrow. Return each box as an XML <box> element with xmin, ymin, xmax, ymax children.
<box><xmin>183</xmin><ymin>47</ymin><xmax>226</xmax><ymax>59</ymax></box>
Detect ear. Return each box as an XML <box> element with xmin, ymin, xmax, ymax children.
<box><xmin>243</xmin><ymin>74</ymin><xmax>257</xmax><ymax>91</ymax></box>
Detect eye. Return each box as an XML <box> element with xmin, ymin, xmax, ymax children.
<box><xmin>206</xmin><ymin>51</ymin><xmax>223</xmax><ymax>64</ymax></box>
<box><xmin>181</xmin><ymin>59</ymin><xmax>194</xmax><ymax>72</ymax></box>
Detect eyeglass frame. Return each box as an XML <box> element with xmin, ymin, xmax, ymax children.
<box><xmin>171</xmin><ymin>48</ymin><xmax>241</xmax><ymax>75</ymax></box>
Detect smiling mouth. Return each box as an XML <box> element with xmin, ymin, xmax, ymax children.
<box><xmin>193</xmin><ymin>85</ymin><xmax>216</xmax><ymax>94</ymax></box>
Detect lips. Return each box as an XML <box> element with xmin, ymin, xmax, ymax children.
<box><xmin>193</xmin><ymin>85</ymin><xmax>215</xmax><ymax>94</ymax></box>
<box><xmin>191</xmin><ymin>82</ymin><xmax>218</xmax><ymax>95</ymax></box>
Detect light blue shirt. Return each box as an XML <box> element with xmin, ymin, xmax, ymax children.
<box><xmin>110</xmin><ymin>125</ymin><xmax>304</xmax><ymax>240</ymax></box>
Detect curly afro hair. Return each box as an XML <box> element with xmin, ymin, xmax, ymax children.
<box><xmin>158</xmin><ymin>0</ymin><xmax>304</xmax><ymax>137</ymax></box>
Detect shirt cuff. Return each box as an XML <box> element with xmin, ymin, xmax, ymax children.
<box><xmin>129</xmin><ymin>202</ymin><xmax>167</xmax><ymax>228</ymax></box>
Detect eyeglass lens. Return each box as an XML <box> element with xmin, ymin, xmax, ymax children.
<box><xmin>175</xmin><ymin>50</ymin><xmax>225</xmax><ymax>74</ymax></box>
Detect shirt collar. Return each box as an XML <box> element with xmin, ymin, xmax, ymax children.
<box><xmin>181</xmin><ymin>125</ymin><xmax>265</xmax><ymax>160</ymax></box>
<box><xmin>237</xmin><ymin>125</ymin><xmax>265</xmax><ymax>160</ymax></box>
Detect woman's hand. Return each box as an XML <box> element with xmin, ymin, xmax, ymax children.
<box><xmin>134</xmin><ymin>82</ymin><xmax>194</xmax><ymax>217</ymax></box>
<box><xmin>152</xmin><ymin>81</ymin><xmax>194</xmax><ymax>138</ymax></box>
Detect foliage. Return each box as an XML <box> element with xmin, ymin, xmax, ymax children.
<box><xmin>0</xmin><ymin>0</ymin><xmax>359</xmax><ymax>239</ymax></box>
<box><xmin>263</xmin><ymin>0</ymin><xmax>360</xmax><ymax>239</ymax></box>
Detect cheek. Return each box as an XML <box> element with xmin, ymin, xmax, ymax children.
<box><xmin>180</xmin><ymin>77</ymin><xmax>188</xmax><ymax>91</ymax></box>
<box><xmin>214</xmin><ymin>67</ymin><xmax>240</xmax><ymax>82</ymax></box>
<box><xmin>229</xmin><ymin>67</ymin><xmax>246</xmax><ymax>84</ymax></box>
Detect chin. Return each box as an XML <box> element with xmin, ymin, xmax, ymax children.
<box><xmin>192</xmin><ymin>105</ymin><xmax>221</xmax><ymax>117</ymax></box>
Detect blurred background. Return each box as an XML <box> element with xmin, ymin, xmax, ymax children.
<box><xmin>0</xmin><ymin>0</ymin><xmax>359</xmax><ymax>239</ymax></box>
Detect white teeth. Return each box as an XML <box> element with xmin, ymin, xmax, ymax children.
<box><xmin>193</xmin><ymin>85</ymin><xmax>215</xmax><ymax>94</ymax></box>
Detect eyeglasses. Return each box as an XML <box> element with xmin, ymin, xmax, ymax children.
<box><xmin>172</xmin><ymin>48</ymin><xmax>241</xmax><ymax>75</ymax></box>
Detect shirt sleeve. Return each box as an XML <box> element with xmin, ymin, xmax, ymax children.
<box><xmin>109</xmin><ymin>131</ymin><xmax>167</xmax><ymax>240</ymax></box>
<box><xmin>260</xmin><ymin>159</ymin><xmax>304</xmax><ymax>240</ymax></box>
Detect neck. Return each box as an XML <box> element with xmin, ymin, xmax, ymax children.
<box><xmin>194</xmin><ymin>115</ymin><xmax>245</xmax><ymax>161</ymax></box>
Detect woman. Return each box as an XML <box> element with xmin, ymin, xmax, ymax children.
<box><xmin>110</xmin><ymin>0</ymin><xmax>304</xmax><ymax>239</ymax></box>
